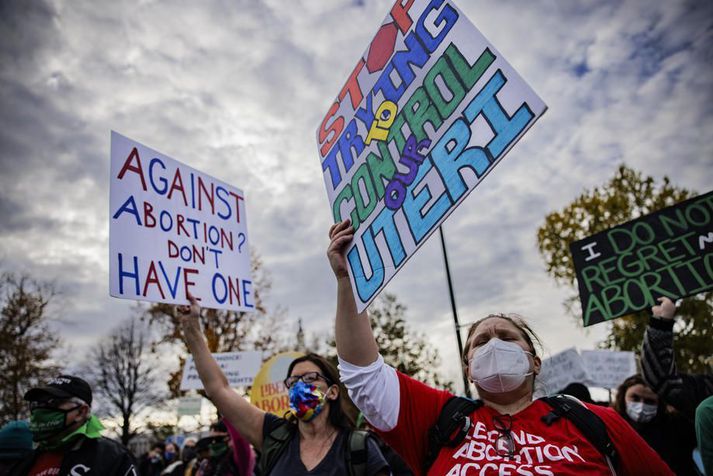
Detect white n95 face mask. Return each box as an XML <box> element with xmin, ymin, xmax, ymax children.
<box><xmin>469</xmin><ymin>338</ymin><xmax>533</xmax><ymax>393</ymax></box>
<box><xmin>626</xmin><ymin>401</ymin><xmax>658</xmax><ymax>423</ymax></box>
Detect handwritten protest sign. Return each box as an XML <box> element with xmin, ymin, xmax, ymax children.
<box><xmin>177</xmin><ymin>396</ymin><xmax>203</xmax><ymax>416</ymax></box>
<box><xmin>581</xmin><ymin>350</ymin><xmax>636</xmax><ymax>390</ymax></box>
<box><xmin>570</xmin><ymin>190</ymin><xmax>713</xmax><ymax>326</ymax></box>
<box><xmin>180</xmin><ymin>351</ymin><xmax>261</xmax><ymax>391</ymax></box>
<box><xmin>537</xmin><ymin>348</ymin><xmax>589</xmax><ymax>396</ymax></box>
<box><xmin>249</xmin><ymin>351</ymin><xmax>303</xmax><ymax>416</ymax></box>
<box><xmin>316</xmin><ymin>0</ymin><xmax>547</xmax><ymax>311</ymax></box>
<box><xmin>110</xmin><ymin>132</ymin><xmax>253</xmax><ymax>311</ymax></box>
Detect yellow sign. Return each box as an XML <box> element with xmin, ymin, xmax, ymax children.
<box><xmin>249</xmin><ymin>351</ymin><xmax>303</xmax><ymax>416</ymax></box>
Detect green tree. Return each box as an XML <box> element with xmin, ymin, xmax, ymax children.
<box><xmin>536</xmin><ymin>165</ymin><xmax>712</xmax><ymax>372</ymax></box>
<box><xmin>323</xmin><ymin>293</ymin><xmax>454</xmax><ymax>391</ymax></box>
<box><xmin>0</xmin><ymin>272</ymin><xmax>60</xmax><ymax>424</ymax></box>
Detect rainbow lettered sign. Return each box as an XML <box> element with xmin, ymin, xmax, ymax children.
<box><xmin>317</xmin><ymin>0</ymin><xmax>547</xmax><ymax>311</ymax></box>
<box><xmin>110</xmin><ymin>132</ymin><xmax>253</xmax><ymax>311</ymax></box>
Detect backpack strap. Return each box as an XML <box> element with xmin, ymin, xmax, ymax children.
<box><xmin>424</xmin><ymin>396</ymin><xmax>483</xmax><ymax>471</ymax></box>
<box><xmin>256</xmin><ymin>419</ymin><xmax>295</xmax><ymax>476</ymax></box>
<box><xmin>540</xmin><ymin>395</ymin><xmax>619</xmax><ymax>474</ymax></box>
<box><xmin>346</xmin><ymin>430</ymin><xmax>369</xmax><ymax>476</ymax></box>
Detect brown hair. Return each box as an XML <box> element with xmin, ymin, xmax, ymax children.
<box><xmin>461</xmin><ymin>313</ymin><xmax>542</xmax><ymax>368</ymax></box>
<box><xmin>285</xmin><ymin>353</ymin><xmax>357</xmax><ymax>429</ymax></box>
<box><xmin>613</xmin><ymin>374</ymin><xmax>662</xmax><ymax>419</ymax></box>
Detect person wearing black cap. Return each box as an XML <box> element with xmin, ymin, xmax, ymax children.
<box><xmin>6</xmin><ymin>374</ymin><xmax>138</xmax><ymax>476</ymax></box>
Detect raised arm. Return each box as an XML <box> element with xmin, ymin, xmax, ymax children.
<box><xmin>328</xmin><ymin>219</ymin><xmax>380</xmax><ymax>366</ymax></box>
<box><xmin>179</xmin><ymin>295</ymin><xmax>266</xmax><ymax>449</ymax></box>
<box><xmin>641</xmin><ymin>296</ymin><xmax>713</xmax><ymax>418</ymax></box>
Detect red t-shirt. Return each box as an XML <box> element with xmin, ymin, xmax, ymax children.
<box><xmin>28</xmin><ymin>451</ymin><xmax>63</xmax><ymax>476</ymax></box>
<box><xmin>377</xmin><ymin>372</ymin><xmax>673</xmax><ymax>476</ymax></box>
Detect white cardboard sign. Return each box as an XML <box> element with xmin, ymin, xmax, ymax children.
<box><xmin>110</xmin><ymin>131</ymin><xmax>253</xmax><ymax>311</ymax></box>
<box><xmin>177</xmin><ymin>396</ymin><xmax>203</xmax><ymax>416</ymax></box>
<box><xmin>581</xmin><ymin>349</ymin><xmax>637</xmax><ymax>389</ymax></box>
<box><xmin>180</xmin><ymin>351</ymin><xmax>262</xmax><ymax>391</ymax></box>
<box><xmin>316</xmin><ymin>0</ymin><xmax>547</xmax><ymax>312</ymax></box>
<box><xmin>537</xmin><ymin>347</ymin><xmax>589</xmax><ymax>395</ymax></box>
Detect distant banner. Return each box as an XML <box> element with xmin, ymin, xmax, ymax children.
<box><xmin>537</xmin><ymin>348</ymin><xmax>588</xmax><ymax>395</ymax></box>
<box><xmin>177</xmin><ymin>396</ymin><xmax>203</xmax><ymax>417</ymax></box>
<box><xmin>249</xmin><ymin>351</ymin><xmax>303</xmax><ymax>416</ymax></box>
<box><xmin>316</xmin><ymin>0</ymin><xmax>547</xmax><ymax>312</ymax></box>
<box><xmin>110</xmin><ymin>132</ymin><xmax>253</xmax><ymax>311</ymax></box>
<box><xmin>570</xmin><ymin>190</ymin><xmax>713</xmax><ymax>326</ymax></box>
<box><xmin>581</xmin><ymin>350</ymin><xmax>636</xmax><ymax>390</ymax></box>
<box><xmin>180</xmin><ymin>351</ymin><xmax>261</xmax><ymax>391</ymax></box>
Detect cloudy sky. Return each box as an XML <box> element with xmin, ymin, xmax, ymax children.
<box><xmin>1</xmin><ymin>0</ymin><xmax>711</xmax><ymax>393</ymax></box>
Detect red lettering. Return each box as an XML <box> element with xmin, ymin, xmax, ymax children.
<box><xmin>143</xmin><ymin>201</ymin><xmax>156</xmax><ymax>228</ymax></box>
<box><xmin>176</xmin><ymin>214</ymin><xmax>190</xmax><ymax>237</ymax></box>
<box><xmin>168</xmin><ymin>240</ymin><xmax>179</xmax><ymax>259</ymax></box>
<box><xmin>229</xmin><ymin>192</ymin><xmax>243</xmax><ymax>223</ymax></box>
<box><xmin>228</xmin><ymin>277</ymin><xmax>241</xmax><ymax>306</ymax></box>
<box><xmin>319</xmin><ymin>102</ymin><xmax>345</xmax><ymax>157</ymax></box>
<box><xmin>390</xmin><ymin>0</ymin><xmax>415</xmax><ymax>33</ymax></box>
<box><xmin>198</xmin><ymin>177</ymin><xmax>215</xmax><ymax>214</ymax></box>
<box><xmin>117</xmin><ymin>147</ymin><xmax>147</xmax><ymax>191</ymax></box>
<box><xmin>192</xmin><ymin>245</ymin><xmax>205</xmax><ymax>265</ymax></box>
<box><xmin>221</xmin><ymin>229</ymin><xmax>234</xmax><ymax>251</ymax></box>
<box><xmin>167</xmin><ymin>169</ymin><xmax>188</xmax><ymax>206</ymax></box>
<box><xmin>142</xmin><ymin>261</ymin><xmax>165</xmax><ymax>299</ymax></box>
<box><xmin>183</xmin><ymin>268</ymin><xmax>199</xmax><ymax>299</ymax></box>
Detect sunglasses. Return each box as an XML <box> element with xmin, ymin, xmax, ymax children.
<box><xmin>283</xmin><ymin>371</ymin><xmax>331</xmax><ymax>389</ymax></box>
<box><xmin>493</xmin><ymin>414</ymin><xmax>516</xmax><ymax>459</ymax></box>
<box><xmin>29</xmin><ymin>398</ymin><xmax>82</xmax><ymax>411</ymax></box>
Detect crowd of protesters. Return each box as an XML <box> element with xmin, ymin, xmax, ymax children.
<box><xmin>0</xmin><ymin>222</ymin><xmax>710</xmax><ymax>475</ymax></box>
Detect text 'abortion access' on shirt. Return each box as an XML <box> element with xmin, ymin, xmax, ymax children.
<box><xmin>378</xmin><ymin>372</ymin><xmax>673</xmax><ymax>476</ymax></box>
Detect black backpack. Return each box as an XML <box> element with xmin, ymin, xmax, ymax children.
<box><xmin>257</xmin><ymin>420</ymin><xmax>370</xmax><ymax>476</ymax></box>
<box><xmin>424</xmin><ymin>394</ymin><xmax>619</xmax><ymax>473</ymax></box>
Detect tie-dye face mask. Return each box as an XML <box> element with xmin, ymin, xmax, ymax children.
<box><xmin>288</xmin><ymin>380</ymin><xmax>327</xmax><ymax>422</ymax></box>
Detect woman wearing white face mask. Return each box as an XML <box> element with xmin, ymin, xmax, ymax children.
<box><xmin>614</xmin><ymin>375</ymin><xmax>697</xmax><ymax>475</ymax></box>
<box><xmin>328</xmin><ymin>219</ymin><xmax>674</xmax><ymax>476</ymax></box>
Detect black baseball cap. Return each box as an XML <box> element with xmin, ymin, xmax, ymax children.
<box><xmin>24</xmin><ymin>375</ymin><xmax>92</xmax><ymax>405</ymax></box>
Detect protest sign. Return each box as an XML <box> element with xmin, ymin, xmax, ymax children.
<box><xmin>537</xmin><ymin>348</ymin><xmax>589</xmax><ymax>396</ymax></box>
<box><xmin>180</xmin><ymin>351</ymin><xmax>261</xmax><ymax>391</ymax></box>
<box><xmin>249</xmin><ymin>351</ymin><xmax>303</xmax><ymax>416</ymax></box>
<box><xmin>177</xmin><ymin>396</ymin><xmax>203</xmax><ymax>417</ymax></box>
<box><xmin>316</xmin><ymin>0</ymin><xmax>547</xmax><ymax>312</ymax></box>
<box><xmin>570</xmin><ymin>190</ymin><xmax>713</xmax><ymax>326</ymax></box>
<box><xmin>110</xmin><ymin>132</ymin><xmax>253</xmax><ymax>311</ymax></box>
<box><xmin>581</xmin><ymin>350</ymin><xmax>636</xmax><ymax>390</ymax></box>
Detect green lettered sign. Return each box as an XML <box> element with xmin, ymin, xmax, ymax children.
<box><xmin>570</xmin><ymin>190</ymin><xmax>713</xmax><ymax>326</ymax></box>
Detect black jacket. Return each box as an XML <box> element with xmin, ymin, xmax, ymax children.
<box><xmin>7</xmin><ymin>436</ymin><xmax>137</xmax><ymax>476</ymax></box>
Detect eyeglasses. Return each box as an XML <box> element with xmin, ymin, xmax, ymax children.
<box><xmin>493</xmin><ymin>414</ymin><xmax>516</xmax><ymax>459</ymax></box>
<box><xmin>283</xmin><ymin>372</ymin><xmax>330</xmax><ymax>389</ymax></box>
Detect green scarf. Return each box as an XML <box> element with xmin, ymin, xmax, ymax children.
<box><xmin>39</xmin><ymin>415</ymin><xmax>104</xmax><ymax>450</ymax></box>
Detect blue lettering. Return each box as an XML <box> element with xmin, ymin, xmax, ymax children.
<box><xmin>462</xmin><ymin>70</ymin><xmax>535</xmax><ymax>159</ymax></box>
<box><xmin>159</xmin><ymin>261</ymin><xmax>181</xmax><ymax>298</ymax></box>
<box><xmin>148</xmin><ymin>158</ymin><xmax>168</xmax><ymax>195</ymax></box>
<box><xmin>347</xmin><ymin>234</ymin><xmax>385</xmax><ymax>303</ymax></box>
<box><xmin>402</xmin><ymin>160</ymin><xmax>451</xmax><ymax>243</ymax></box>
<box><xmin>242</xmin><ymin>279</ymin><xmax>254</xmax><ymax>308</ymax></box>
<box><xmin>216</xmin><ymin>186</ymin><xmax>231</xmax><ymax>220</ymax></box>
<box><xmin>431</xmin><ymin>119</ymin><xmax>492</xmax><ymax>203</ymax></box>
<box><xmin>371</xmin><ymin>208</ymin><xmax>406</xmax><ymax>267</ymax></box>
<box><xmin>112</xmin><ymin>195</ymin><xmax>142</xmax><ymax>225</ymax></box>
<box><xmin>118</xmin><ymin>253</ymin><xmax>140</xmax><ymax>295</ymax></box>
<box><xmin>415</xmin><ymin>0</ymin><xmax>459</xmax><ymax>53</ymax></box>
<box><xmin>212</xmin><ymin>273</ymin><xmax>227</xmax><ymax>304</ymax></box>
